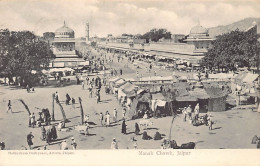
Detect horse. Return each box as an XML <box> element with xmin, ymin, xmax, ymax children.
<box><xmin>139</xmin><ymin>119</ymin><xmax>153</xmax><ymax>130</ymax></box>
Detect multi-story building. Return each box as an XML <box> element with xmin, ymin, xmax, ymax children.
<box><xmin>50</xmin><ymin>22</ymin><xmax>86</xmax><ymax>67</ymax></box>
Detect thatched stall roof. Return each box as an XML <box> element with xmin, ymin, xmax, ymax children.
<box><xmin>189</xmin><ymin>88</ymin><xmax>210</xmax><ymax>99</ymax></box>
<box><xmin>137</xmin><ymin>92</ymin><xmax>152</xmax><ymax>102</ymax></box>
<box><xmin>205</xmin><ymin>87</ymin><xmax>227</xmax><ymax>98</ymax></box>
<box><xmin>152</xmin><ymin>93</ymin><xmax>165</xmax><ymax>100</ymax></box>
<box><xmin>176</xmin><ymin>96</ymin><xmax>197</xmax><ymax>102</ymax></box>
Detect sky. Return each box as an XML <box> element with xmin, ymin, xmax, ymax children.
<box><xmin>0</xmin><ymin>0</ymin><xmax>260</xmax><ymax>37</ymax></box>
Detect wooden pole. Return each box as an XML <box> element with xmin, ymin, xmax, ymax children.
<box><xmin>19</xmin><ymin>99</ymin><xmax>31</xmax><ymax>115</ymax></box>
<box><xmin>78</xmin><ymin>97</ymin><xmax>84</xmax><ymax>125</ymax></box>
<box><xmin>51</xmin><ymin>93</ymin><xmax>55</xmax><ymax>121</ymax></box>
<box><xmin>169</xmin><ymin>102</ymin><xmax>175</xmax><ymax>141</ymax></box>
<box><xmin>56</xmin><ymin>100</ymin><xmax>68</xmax><ymax>123</ymax></box>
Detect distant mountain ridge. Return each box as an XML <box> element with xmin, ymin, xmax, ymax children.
<box><xmin>208</xmin><ymin>17</ymin><xmax>260</xmax><ymax>37</ymax></box>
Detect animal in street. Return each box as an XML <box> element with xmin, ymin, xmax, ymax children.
<box><xmin>74</xmin><ymin>125</ymin><xmax>89</xmax><ymax>135</ymax></box>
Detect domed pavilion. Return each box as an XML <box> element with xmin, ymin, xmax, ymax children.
<box><xmin>51</xmin><ymin>21</ymin><xmax>85</xmax><ymax>67</ymax></box>
<box><xmin>185</xmin><ymin>23</ymin><xmax>214</xmax><ymax>52</ymax></box>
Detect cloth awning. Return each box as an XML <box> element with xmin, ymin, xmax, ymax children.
<box><xmin>242</xmin><ymin>73</ymin><xmax>258</xmax><ymax>84</ymax></box>
<box><xmin>108</xmin><ymin>77</ymin><xmax>121</xmax><ymax>83</ymax></box>
<box><xmin>115</xmin><ymin>79</ymin><xmax>126</xmax><ymax>85</ymax></box>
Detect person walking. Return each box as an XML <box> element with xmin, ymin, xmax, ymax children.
<box><xmin>86</xmin><ymin>77</ymin><xmax>89</xmax><ymax>85</ymax></box>
<box><xmin>71</xmin><ymin>137</ymin><xmax>77</xmax><ymax>150</ymax></box>
<box><xmin>6</xmin><ymin>100</ymin><xmax>13</xmax><ymax>113</ymax></box>
<box><xmin>135</xmin><ymin>123</ymin><xmax>140</xmax><ymax>135</ymax></box>
<box><xmin>113</xmin><ymin>108</ymin><xmax>117</xmax><ymax>122</ymax></box>
<box><xmin>111</xmin><ymin>138</ymin><xmax>118</xmax><ymax>149</ymax></box>
<box><xmin>27</xmin><ymin>132</ymin><xmax>34</xmax><ymax>150</ymax></box>
<box><xmin>194</xmin><ymin>103</ymin><xmax>200</xmax><ymax>120</ymax></box>
<box><xmin>71</xmin><ymin>98</ymin><xmax>75</xmax><ymax>108</ymax></box>
<box><xmin>65</xmin><ymin>93</ymin><xmax>71</xmax><ymax>105</ymax></box>
<box><xmin>55</xmin><ymin>91</ymin><xmax>59</xmax><ymax>103</ymax></box>
<box><xmin>208</xmin><ymin>115</ymin><xmax>213</xmax><ymax>130</ymax></box>
<box><xmin>99</xmin><ymin>112</ymin><xmax>104</xmax><ymax>126</ymax></box>
<box><xmin>26</xmin><ymin>84</ymin><xmax>30</xmax><ymax>93</ymax></box>
<box><xmin>106</xmin><ymin>111</ymin><xmax>110</xmax><ymax>127</ymax></box>
<box><xmin>182</xmin><ymin>108</ymin><xmax>187</xmax><ymax>122</ymax></box>
<box><xmin>122</xmin><ymin>108</ymin><xmax>126</xmax><ymax>120</ymax></box>
<box><xmin>96</xmin><ymin>93</ymin><xmax>100</xmax><ymax>104</ymax></box>
<box><xmin>82</xmin><ymin>81</ymin><xmax>85</xmax><ymax>90</ymax></box>
<box><xmin>30</xmin><ymin>113</ymin><xmax>36</xmax><ymax>128</ymax></box>
<box><xmin>89</xmin><ymin>87</ymin><xmax>93</xmax><ymax>98</ymax></box>
<box><xmin>121</xmin><ymin>120</ymin><xmax>127</xmax><ymax>134</ymax></box>
<box><xmin>186</xmin><ymin>105</ymin><xmax>192</xmax><ymax>120</ymax></box>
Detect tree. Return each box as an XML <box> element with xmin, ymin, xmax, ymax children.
<box><xmin>43</xmin><ymin>32</ymin><xmax>55</xmax><ymax>44</ymax></box>
<box><xmin>0</xmin><ymin>30</ymin><xmax>54</xmax><ymax>86</ymax></box>
<box><xmin>162</xmin><ymin>87</ymin><xmax>178</xmax><ymax>140</ymax></box>
<box><xmin>141</xmin><ymin>28</ymin><xmax>172</xmax><ymax>43</ymax></box>
<box><xmin>201</xmin><ymin>27</ymin><xmax>259</xmax><ymax>72</ymax></box>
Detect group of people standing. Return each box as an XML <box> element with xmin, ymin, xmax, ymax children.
<box><xmin>182</xmin><ymin>103</ymin><xmax>214</xmax><ymax>130</ymax></box>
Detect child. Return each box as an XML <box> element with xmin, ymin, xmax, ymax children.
<box><xmin>7</xmin><ymin>100</ymin><xmax>13</xmax><ymax>113</ymax></box>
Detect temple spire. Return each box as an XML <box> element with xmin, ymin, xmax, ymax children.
<box><xmin>64</xmin><ymin>20</ymin><xmax>66</xmax><ymax>27</ymax></box>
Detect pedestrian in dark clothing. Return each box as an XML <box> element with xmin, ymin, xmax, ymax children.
<box><xmin>121</xmin><ymin>120</ymin><xmax>127</xmax><ymax>134</ymax></box>
<box><xmin>27</xmin><ymin>132</ymin><xmax>34</xmax><ymax>149</ymax></box>
<box><xmin>6</xmin><ymin>100</ymin><xmax>12</xmax><ymax>113</ymax></box>
<box><xmin>135</xmin><ymin>123</ymin><xmax>140</xmax><ymax>135</ymax></box>
<box><xmin>51</xmin><ymin>125</ymin><xmax>57</xmax><ymax>140</ymax></box>
<box><xmin>72</xmin><ymin>98</ymin><xmax>75</xmax><ymax>108</ymax></box>
<box><xmin>41</xmin><ymin>126</ymin><xmax>46</xmax><ymax>141</ymax></box>
<box><xmin>46</xmin><ymin>129</ymin><xmax>51</xmax><ymax>144</ymax></box>
<box><xmin>66</xmin><ymin>93</ymin><xmax>71</xmax><ymax>105</ymax></box>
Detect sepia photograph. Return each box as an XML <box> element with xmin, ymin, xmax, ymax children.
<box><xmin>0</xmin><ymin>0</ymin><xmax>260</xmax><ymax>165</ymax></box>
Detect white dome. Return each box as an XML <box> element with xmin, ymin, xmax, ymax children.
<box><xmin>55</xmin><ymin>21</ymin><xmax>74</xmax><ymax>38</ymax></box>
<box><xmin>190</xmin><ymin>25</ymin><xmax>208</xmax><ymax>35</ymax></box>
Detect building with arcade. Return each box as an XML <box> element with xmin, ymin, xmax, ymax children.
<box><xmin>50</xmin><ymin>21</ymin><xmax>86</xmax><ymax>68</ymax></box>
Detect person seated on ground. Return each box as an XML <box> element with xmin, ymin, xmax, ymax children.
<box><xmin>0</xmin><ymin>142</ymin><xmax>5</xmax><ymax>150</ymax></box>
<box><xmin>72</xmin><ymin>98</ymin><xmax>75</xmax><ymax>104</ymax></box>
<box><xmin>142</xmin><ymin>131</ymin><xmax>152</xmax><ymax>140</ymax></box>
<box><xmin>154</xmin><ymin>131</ymin><xmax>162</xmax><ymax>140</ymax></box>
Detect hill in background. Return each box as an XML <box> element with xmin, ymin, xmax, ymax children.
<box><xmin>208</xmin><ymin>17</ymin><xmax>260</xmax><ymax>37</ymax></box>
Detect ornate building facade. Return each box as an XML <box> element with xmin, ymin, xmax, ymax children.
<box><xmin>50</xmin><ymin>21</ymin><xmax>85</xmax><ymax>67</ymax></box>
